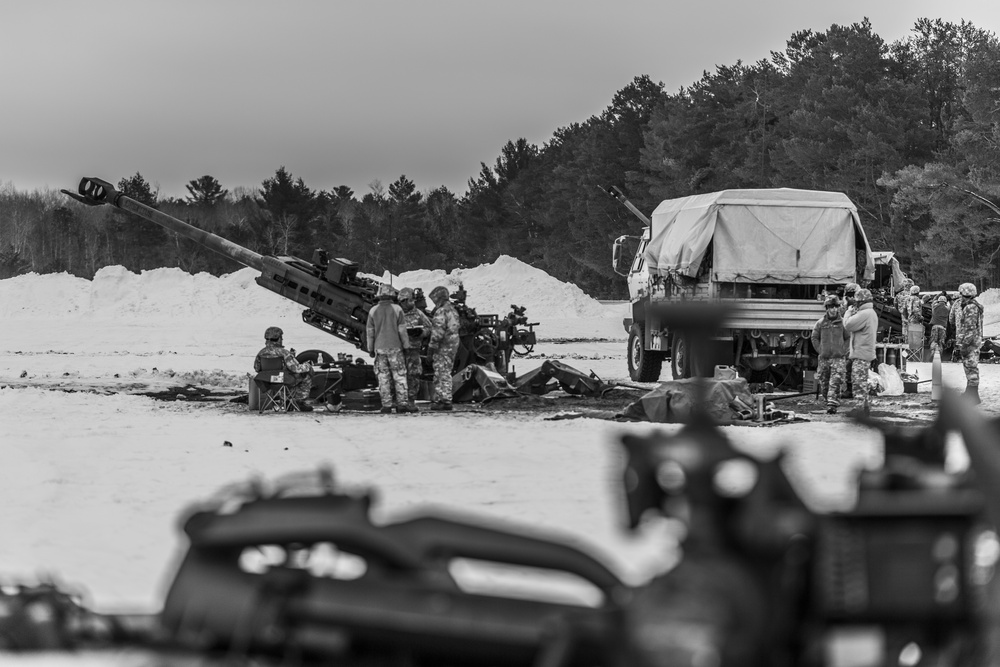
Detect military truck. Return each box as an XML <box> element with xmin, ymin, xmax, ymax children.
<box><xmin>609</xmin><ymin>187</ymin><xmax>875</xmax><ymax>387</ymax></box>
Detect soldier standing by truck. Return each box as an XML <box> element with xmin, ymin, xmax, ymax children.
<box><xmin>844</xmin><ymin>288</ymin><xmax>879</xmax><ymax>415</ymax></box>
<box><xmin>366</xmin><ymin>284</ymin><xmax>414</xmax><ymax>414</ymax></box>
<box><xmin>811</xmin><ymin>295</ymin><xmax>851</xmax><ymax>414</ymax></box>
<box><xmin>428</xmin><ymin>286</ymin><xmax>460</xmax><ymax>411</ymax></box>
<box><xmin>397</xmin><ymin>287</ymin><xmax>431</xmax><ymax>411</ymax></box>
<box><xmin>955</xmin><ymin>283</ymin><xmax>984</xmax><ymax>405</ymax></box>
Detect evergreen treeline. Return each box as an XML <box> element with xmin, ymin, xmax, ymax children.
<box><xmin>1</xmin><ymin>18</ymin><xmax>998</xmax><ymax>298</ymax></box>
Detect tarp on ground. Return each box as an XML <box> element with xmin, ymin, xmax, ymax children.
<box><xmin>644</xmin><ymin>188</ymin><xmax>874</xmax><ymax>284</ymax></box>
<box><xmin>619</xmin><ymin>378</ymin><xmax>754</xmax><ymax>423</ymax></box>
<box><xmin>513</xmin><ymin>360</ymin><xmax>616</xmax><ymax>397</ymax></box>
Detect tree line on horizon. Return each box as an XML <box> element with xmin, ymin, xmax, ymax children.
<box><xmin>1</xmin><ymin>18</ymin><xmax>998</xmax><ymax>299</ymax></box>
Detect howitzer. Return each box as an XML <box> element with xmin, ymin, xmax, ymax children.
<box><xmin>63</xmin><ymin>177</ymin><xmax>537</xmax><ymax>379</ymax></box>
<box><xmin>64</xmin><ymin>177</ymin><xmax>380</xmax><ymax>351</ymax></box>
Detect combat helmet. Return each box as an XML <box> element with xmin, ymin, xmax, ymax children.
<box><xmin>959</xmin><ymin>282</ymin><xmax>978</xmax><ymax>298</ymax></box>
<box><xmin>377</xmin><ymin>283</ymin><xmax>396</xmax><ymax>300</ymax></box>
<box><xmin>264</xmin><ymin>326</ymin><xmax>283</xmax><ymax>341</ymax></box>
<box><xmin>429</xmin><ymin>286</ymin><xmax>450</xmax><ymax>305</ymax></box>
<box><xmin>855</xmin><ymin>288</ymin><xmax>873</xmax><ymax>304</ymax></box>
<box><xmin>824</xmin><ymin>295</ymin><xmax>841</xmax><ymax>309</ymax></box>
<box><xmin>910</xmin><ymin>285</ymin><xmax>921</xmax><ymax>295</ymax></box>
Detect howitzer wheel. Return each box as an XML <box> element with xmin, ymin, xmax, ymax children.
<box><xmin>512</xmin><ymin>328</ymin><xmax>535</xmax><ymax>355</ymax></box>
<box><xmin>472</xmin><ymin>331</ymin><xmax>498</xmax><ymax>361</ymax></box>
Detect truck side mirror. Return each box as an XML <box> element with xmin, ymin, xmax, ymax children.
<box><xmin>612</xmin><ymin>236</ymin><xmax>627</xmax><ymax>276</ymax></box>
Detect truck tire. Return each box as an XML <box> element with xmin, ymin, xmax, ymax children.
<box><xmin>628</xmin><ymin>323</ymin><xmax>662</xmax><ymax>382</ymax></box>
<box><xmin>671</xmin><ymin>335</ymin><xmax>691</xmax><ymax>380</ymax></box>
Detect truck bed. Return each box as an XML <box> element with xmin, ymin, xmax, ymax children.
<box><xmin>717</xmin><ymin>298</ymin><xmax>825</xmax><ymax>331</ymax></box>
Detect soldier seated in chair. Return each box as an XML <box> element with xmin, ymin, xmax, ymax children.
<box><xmin>254</xmin><ymin>326</ymin><xmax>314</xmax><ymax>411</ymax></box>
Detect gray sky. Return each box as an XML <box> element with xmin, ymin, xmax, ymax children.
<box><xmin>3</xmin><ymin>0</ymin><xmax>997</xmax><ymax>200</ymax></box>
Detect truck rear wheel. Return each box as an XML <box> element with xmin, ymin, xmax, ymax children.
<box><xmin>628</xmin><ymin>323</ymin><xmax>662</xmax><ymax>382</ymax></box>
<box><xmin>671</xmin><ymin>335</ymin><xmax>690</xmax><ymax>380</ymax></box>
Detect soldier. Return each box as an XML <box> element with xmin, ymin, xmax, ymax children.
<box><xmin>254</xmin><ymin>326</ymin><xmax>314</xmax><ymax>411</ymax></box>
<box><xmin>427</xmin><ymin>285</ymin><xmax>461</xmax><ymax>411</ymax></box>
<box><xmin>811</xmin><ymin>295</ymin><xmax>850</xmax><ymax>414</ymax></box>
<box><xmin>895</xmin><ymin>278</ymin><xmax>914</xmax><ymax>338</ymax></box>
<box><xmin>398</xmin><ymin>287</ymin><xmax>432</xmax><ymax>411</ymax></box>
<box><xmin>838</xmin><ymin>282</ymin><xmax>860</xmax><ymax>396</ymax></box>
<box><xmin>928</xmin><ymin>295</ymin><xmax>950</xmax><ymax>355</ymax></box>
<box><xmin>838</xmin><ymin>282</ymin><xmax>859</xmax><ymax>317</ymax></box>
<box><xmin>902</xmin><ymin>285</ymin><xmax>924</xmax><ymax>327</ymax></box>
<box><xmin>955</xmin><ymin>282</ymin><xmax>984</xmax><ymax>405</ymax></box>
<box><xmin>843</xmin><ymin>288</ymin><xmax>879</xmax><ymax>416</ymax></box>
<box><xmin>365</xmin><ymin>284</ymin><xmax>414</xmax><ymax>414</ymax></box>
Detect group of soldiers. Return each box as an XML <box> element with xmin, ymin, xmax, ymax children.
<box><xmin>253</xmin><ymin>284</ymin><xmax>461</xmax><ymax>414</ymax></box>
<box><xmin>365</xmin><ymin>283</ymin><xmax>460</xmax><ymax>413</ymax></box>
<box><xmin>811</xmin><ymin>280</ymin><xmax>985</xmax><ymax>415</ymax></box>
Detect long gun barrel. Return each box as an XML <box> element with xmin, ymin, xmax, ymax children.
<box><xmin>603</xmin><ymin>185</ymin><xmax>650</xmax><ymax>227</ymax></box>
<box><xmin>63</xmin><ymin>177</ymin><xmax>379</xmax><ymax>350</ymax></box>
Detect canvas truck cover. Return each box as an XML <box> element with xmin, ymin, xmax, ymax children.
<box><xmin>643</xmin><ymin>189</ymin><xmax>874</xmax><ymax>283</ymax></box>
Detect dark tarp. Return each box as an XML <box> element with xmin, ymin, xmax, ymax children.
<box><xmin>513</xmin><ymin>360</ymin><xmax>616</xmax><ymax>397</ymax></box>
<box><xmin>619</xmin><ymin>378</ymin><xmax>754</xmax><ymax>423</ymax></box>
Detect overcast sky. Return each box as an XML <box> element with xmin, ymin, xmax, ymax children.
<box><xmin>2</xmin><ymin>0</ymin><xmax>997</xmax><ymax>201</ymax></box>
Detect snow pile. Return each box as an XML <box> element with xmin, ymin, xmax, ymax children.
<box><xmin>382</xmin><ymin>255</ymin><xmax>608</xmax><ymax>318</ymax></box>
<box><xmin>0</xmin><ymin>255</ymin><xmax>611</xmax><ymax>322</ymax></box>
<box><xmin>0</xmin><ymin>271</ymin><xmax>92</xmax><ymax>318</ymax></box>
<box><xmin>978</xmin><ymin>287</ymin><xmax>1000</xmax><ymax>307</ymax></box>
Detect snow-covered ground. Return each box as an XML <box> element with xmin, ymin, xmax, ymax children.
<box><xmin>2</xmin><ymin>258</ymin><xmax>999</xmax><ymax>616</ymax></box>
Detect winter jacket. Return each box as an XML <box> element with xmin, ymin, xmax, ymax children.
<box><xmin>811</xmin><ymin>313</ymin><xmax>850</xmax><ymax>359</ymax></box>
<box><xmin>929</xmin><ymin>302</ymin><xmax>950</xmax><ymax>329</ymax></box>
<box><xmin>956</xmin><ymin>297</ymin><xmax>984</xmax><ymax>352</ymax></box>
<box><xmin>843</xmin><ymin>302</ymin><xmax>878</xmax><ymax>362</ymax></box>
<box><xmin>366</xmin><ymin>300</ymin><xmax>410</xmax><ymax>352</ymax></box>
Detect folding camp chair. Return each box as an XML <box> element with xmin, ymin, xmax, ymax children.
<box><xmin>253</xmin><ymin>356</ymin><xmax>304</xmax><ymax>412</ymax></box>
<box><xmin>903</xmin><ymin>329</ymin><xmax>926</xmax><ymax>363</ymax></box>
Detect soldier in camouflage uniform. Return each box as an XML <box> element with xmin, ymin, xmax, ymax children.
<box><xmin>902</xmin><ymin>285</ymin><xmax>924</xmax><ymax>328</ymax></box>
<box><xmin>366</xmin><ymin>284</ymin><xmax>414</xmax><ymax>414</ymax></box>
<box><xmin>955</xmin><ymin>282</ymin><xmax>984</xmax><ymax>405</ymax></box>
<box><xmin>398</xmin><ymin>287</ymin><xmax>432</xmax><ymax>410</ymax></box>
<box><xmin>254</xmin><ymin>326</ymin><xmax>314</xmax><ymax>411</ymax></box>
<box><xmin>844</xmin><ymin>288</ymin><xmax>879</xmax><ymax>415</ymax></box>
<box><xmin>811</xmin><ymin>295</ymin><xmax>850</xmax><ymax>413</ymax></box>
<box><xmin>895</xmin><ymin>278</ymin><xmax>914</xmax><ymax>337</ymax></box>
<box><xmin>428</xmin><ymin>285</ymin><xmax>460</xmax><ymax>411</ymax></box>
<box><xmin>837</xmin><ymin>283</ymin><xmax>859</xmax><ymax>394</ymax></box>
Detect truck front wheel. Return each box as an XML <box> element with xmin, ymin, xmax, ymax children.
<box><xmin>628</xmin><ymin>323</ymin><xmax>662</xmax><ymax>382</ymax></box>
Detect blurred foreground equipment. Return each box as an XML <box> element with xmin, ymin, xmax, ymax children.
<box><xmin>63</xmin><ymin>178</ymin><xmax>535</xmax><ymax>380</ymax></box>
<box><xmin>617</xmin><ymin>390</ymin><xmax>995</xmax><ymax>666</ymax></box>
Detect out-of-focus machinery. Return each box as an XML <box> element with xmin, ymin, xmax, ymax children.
<box><xmin>63</xmin><ymin>178</ymin><xmax>536</xmax><ymax>399</ymax></box>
